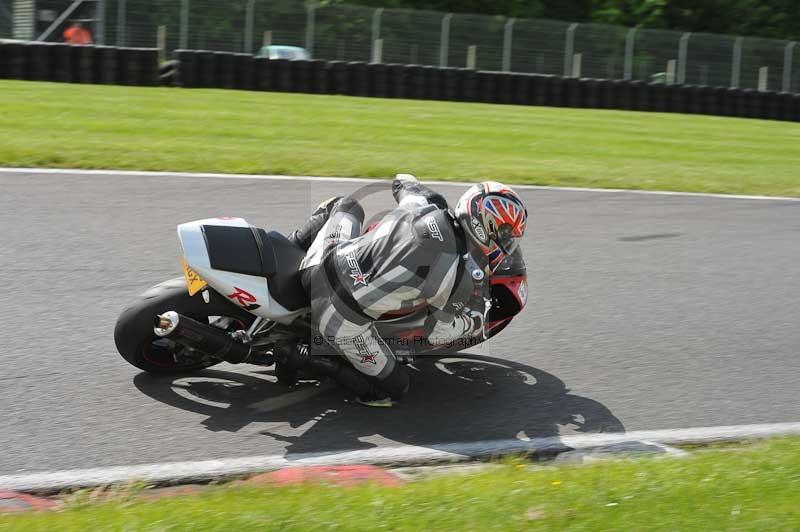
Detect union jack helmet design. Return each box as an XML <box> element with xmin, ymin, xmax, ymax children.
<box><xmin>455</xmin><ymin>182</ymin><xmax>528</xmax><ymax>272</ymax></box>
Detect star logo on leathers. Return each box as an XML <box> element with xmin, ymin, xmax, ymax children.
<box><xmin>350</xmin><ymin>272</ymin><xmax>371</xmax><ymax>287</ymax></box>
<box><xmin>346</xmin><ymin>250</ymin><xmax>370</xmax><ymax>287</ymax></box>
<box><xmin>359</xmin><ymin>353</ymin><xmax>377</xmax><ymax>364</ymax></box>
<box><xmin>353</xmin><ymin>335</ymin><xmax>378</xmax><ymax>364</ymax></box>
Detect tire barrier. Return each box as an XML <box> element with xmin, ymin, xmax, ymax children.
<box><xmin>1</xmin><ymin>42</ymin><xmax>26</xmax><ymax>79</ymax></box>
<box><xmin>26</xmin><ymin>43</ymin><xmax>50</xmax><ymax>81</ymax></box>
<box><xmin>117</xmin><ymin>47</ymin><xmax>158</xmax><ymax>86</ymax></box>
<box><xmin>350</xmin><ymin>62</ymin><xmax>369</xmax><ymax>97</ymax></box>
<box><xmin>462</xmin><ymin>69</ymin><xmax>478</xmax><ymax>102</ymax></box>
<box><xmin>309</xmin><ymin>60</ymin><xmax>328</xmax><ymax>94</ymax></box>
<box><xmin>531</xmin><ymin>75</ymin><xmax>550</xmax><ymax>106</ymax></box>
<box><xmin>565</xmin><ymin>78</ymin><xmax>581</xmax><ymax>108</ymax></box>
<box><xmin>1</xmin><ymin>42</ymin><xmax>797</xmax><ymax>122</ymax></box>
<box><xmin>75</xmin><ymin>45</ymin><xmax>95</xmax><ymax>84</ymax></box>
<box><xmin>370</xmin><ymin>63</ymin><xmax>388</xmax><ymax>98</ymax></box>
<box><xmin>387</xmin><ymin>63</ymin><xmax>406</xmax><ymax>99</ymax></box>
<box><xmin>256</xmin><ymin>57</ymin><xmax>274</xmax><ymax>92</ymax></box>
<box><xmin>328</xmin><ymin>60</ymin><xmax>349</xmax><ymax>95</ymax></box>
<box><xmin>496</xmin><ymin>72</ymin><xmax>514</xmax><ymax>105</ymax></box>
<box><xmin>475</xmin><ymin>71</ymin><xmax>494</xmax><ymax>104</ymax></box>
<box><xmin>51</xmin><ymin>44</ymin><xmax>72</xmax><ymax>83</ymax></box>
<box><xmin>97</xmin><ymin>46</ymin><xmax>119</xmax><ymax>84</ymax></box>
<box><xmin>408</xmin><ymin>65</ymin><xmax>426</xmax><ymax>100</ymax></box>
<box><xmin>512</xmin><ymin>74</ymin><xmax>532</xmax><ymax>106</ymax></box>
<box><xmin>441</xmin><ymin>68</ymin><xmax>459</xmax><ymax>101</ymax></box>
<box><xmin>215</xmin><ymin>52</ymin><xmax>236</xmax><ymax>90</ymax></box>
<box><xmin>175</xmin><ymin>50</ymin><xmax>197</xmax><ymax>88</ymax></box>
<box><xmin>425</xmin><ymin>66</ymin><xmax>443</xmax><ymax>101</ymax></box>
<box><xmin>630</xmin><ymin>81</ymin><xmax>648</xmax><ymax>111</ymax></box>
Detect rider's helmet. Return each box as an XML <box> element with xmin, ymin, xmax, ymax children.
<box><xmin>454</xmin><ymin>182</ymin><xmax>528</xmax><ymax>273</ymax></box>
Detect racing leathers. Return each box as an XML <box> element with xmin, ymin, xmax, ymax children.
<box><xmin>291</xmin><ymin>176</ymin><xmax>491</xmax><ymax>400</ymax></box>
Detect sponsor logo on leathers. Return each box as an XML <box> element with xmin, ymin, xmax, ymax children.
<box><xmin>353</xmin><ymin>335</ymin><xmax>378</xmax><ymax>364</ymax></box>
<box><xmin>426</xmin><ymin>216</ymin><xmax>444</xmax><ymax>242</ymax></box>
<box><xmin>346</xmin><ymin>251</ymin><xmax>370</xmax><ymax>287</ymax></box>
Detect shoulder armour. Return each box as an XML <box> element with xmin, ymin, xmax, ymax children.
<box><xmin>411</xmin><ymin>208</ymin><xmax>458</xmax><ymax>251</ymax></box>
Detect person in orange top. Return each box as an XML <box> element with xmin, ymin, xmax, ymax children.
<box><xmin>63</xmin><ymin>21</ymin><xmax>93</xmax><ymax>45</ymax></box>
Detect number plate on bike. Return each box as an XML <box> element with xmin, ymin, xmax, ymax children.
<box><xmin>181</xmin><ymin>258</ymin><xmax>207</xmax><ymax>296</ymax></box>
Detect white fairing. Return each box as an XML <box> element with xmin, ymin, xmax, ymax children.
<box><xmin>177</xmin><ymin>217</ymin><xmax>308</xmax><ymax>323</ymax></box>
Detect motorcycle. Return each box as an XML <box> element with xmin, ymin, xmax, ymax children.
<box><xmin>114</xmin><ymin>209</ymin><xmax>528</xmax><ymax>390</ymax></box>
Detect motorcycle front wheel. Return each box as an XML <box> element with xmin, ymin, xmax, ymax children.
<box><xmin>114</xmin><ymin>278</ymin><xmax>254</xmax><ymax>373</ymax></box>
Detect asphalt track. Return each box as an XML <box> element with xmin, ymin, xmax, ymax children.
<box><xmin>1</xmin><ymin>169</ymin><xmax>798</xmax><ymax>476</ymax></box>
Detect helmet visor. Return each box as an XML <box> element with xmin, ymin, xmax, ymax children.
<box><xmin>492</xmin><ymin>223</ymin><xmax>520</xmax><ymax>256</ymax></box>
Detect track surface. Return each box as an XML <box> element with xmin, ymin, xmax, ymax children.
<box><xmin>1</xmin><ymin>170</ymin><xmax>798</xmax><ymax>475</ymax></box>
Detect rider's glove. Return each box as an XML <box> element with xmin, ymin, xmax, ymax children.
<box><xmin>462</xmin><ymin>308</ymin><xmax>485</xmax><ymax>338</ymax></box>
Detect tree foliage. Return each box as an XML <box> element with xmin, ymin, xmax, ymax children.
<box><xmin>331</xmin><ymin>0</ymin><xmax>800</xmax><ymax>41</ymax></box>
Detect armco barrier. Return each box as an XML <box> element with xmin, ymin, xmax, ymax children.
<box><xmin>0</xmin><ymin>42</ymin><xmax>796</xmax><ymax>122</ymax></box>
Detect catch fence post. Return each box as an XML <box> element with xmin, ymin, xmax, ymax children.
<box><xmin>502</xmin><ymin>18</ymin><xmax>515</xmax><ymax>72</ymax></box>
<box><xmin>466</xmin><ymin>45</ymin><xmax>476</xmax><ymax>69</ymax></box>
<box><xmin>665</xmin><ymin>59</ymin><xmax>676</xmax><ymax>85</ymax></box>
<box><xmin>305</xmin><ymin>4</ymin><xmax>316</xmax><ymax>59</ymax></box>
<box><xmin>439</xmin><ymin>13</ymin><xmax>452</xmax><ymax>67</ymax></box>
<box><xmin>677</xmin><ymin>32</ymin><xmax>690</xmax><ymax>84</ymax></box>
<box><xmin>758</xmin><ymin>66</ymin><xmax>768</xmax><ymax>92</ymax></box>
<box><xmin>244</xmin><ymin>0</ymin><xmax>255</xmax><ymax>54</ymax></box>
<box><xmin>564</xmin><ymin>23</ymin><xmax>578</xmax><ymax>78</ymax></box>
<box><xmin>783</xmin><ymin>42</ymin><xmax>796</xmax><ymax>93</ymax></box>
<box><xmin>571</xmin><ymin>53</ymin><xmax>582</xmax><ymax>78</ymax></box>
<box><xmin>371</xmin><ymin>8</ymin><xmax>383</xmax><ymax>63</ymax></box>
<box><xmin>180</xmin><ymin>0</ymin><xmax>189</xmax><ymax>50</ymax></box>
<box><xmin>623</xmin><ymin>28</ymin><xmax>636</xmax><ymax>80</ymax></box>
<box><xmin>96</xmin><ymin>0</ymin><xmax>106</xmax><ymax>45</ymax></box>
<box><xmin>157</xmin><ymin>25</ymin><xmax>166</xmax><ymax>63</ymax></box>
<box><xmin>116</xmin><ymin>0</ymin><xmax>126</xmax><ymax>46</ymax></box>
<box><xmin>731</xmin><ymin>37</ymin><xmax>743</xmax><ymax>88</ymax></box>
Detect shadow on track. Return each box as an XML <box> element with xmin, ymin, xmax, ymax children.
<box><xmin>134</xmin><ymin>354</ymin><xmax>624</xmax><ymax>457</ymax></box>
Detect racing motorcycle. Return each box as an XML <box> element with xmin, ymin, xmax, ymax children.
<box><xmin>114</xmin><ymin>211</ymin><xmax>528</xmax><ymax>389</ymax></box>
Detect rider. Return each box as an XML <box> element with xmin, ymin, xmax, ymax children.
<box><xmin>286</xmin><ymin>174</ymin><xmax>528</xmax><ymax>407</ymax></box>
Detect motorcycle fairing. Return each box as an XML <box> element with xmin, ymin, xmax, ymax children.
<box><xmin>177</xmin><ymin>217</ymin><xmax>309</xmax><ymax>324</ymax></box>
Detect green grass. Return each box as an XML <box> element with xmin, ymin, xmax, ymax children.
<box><xmin>4</xmin><ymin>437</ymin><xmax>800</xmax><ymax>531</ymax></box>
<box><xmin>1</xmin><ymin>80</ymin><xmax>799</xmax><ymax>196</ymax></box>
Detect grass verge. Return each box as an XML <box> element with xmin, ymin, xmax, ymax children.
<box><xmin>3</xmin><ymin>437</ymin><xmax>800</xmax><ymax>530</ymax></box>
<box><xmin>1</xmin><ymin>80</ymin><xmax>799</xmax><ymax>196</ymax></box>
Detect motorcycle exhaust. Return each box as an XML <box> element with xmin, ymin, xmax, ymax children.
<box><xmin>153</xmin><ymin>311</ymin><xmax>253</xmax><ymax>363</ymax></box>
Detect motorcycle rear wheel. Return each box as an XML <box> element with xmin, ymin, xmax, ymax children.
<box><xmin>114</xmin><ymin>278</ymin><xmax>254</xmax><ymax>373</ymax></box>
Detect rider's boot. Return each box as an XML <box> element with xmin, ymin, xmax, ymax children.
<box><xmin>356</xmin><ymin>364</ymin><xmax>410</xmax><ymax>408</ymax></box>
<box><xmin>287</xmin><ymin>196</ymin><xmax>343</xmax><ymax>251</ymax></box>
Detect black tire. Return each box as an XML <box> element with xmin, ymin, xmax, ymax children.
<box><xmin>114</xmin><ymin>278</ymin><xmax>255</xmax><ymax>373</ymax></box>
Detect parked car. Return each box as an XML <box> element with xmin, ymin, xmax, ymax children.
<box><xmin>256</xmin><ymin>45</ymin><xmax>310</xmax><ymax>60</ymax></box>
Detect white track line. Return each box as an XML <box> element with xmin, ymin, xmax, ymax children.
<box><xmin>1</xmin><ymin>167</ymin><xmax>798</xmax><ymax>202</ymax></box>
<box><xmin>2</xmin><ymin>422</ymin><xmax>799</xmax><ymax>492</ymax></box>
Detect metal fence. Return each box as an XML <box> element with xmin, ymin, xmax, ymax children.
<box><xmin>3</xmin><ymin>0</ymin><xmax>799</xmax><ymax>93</ymax></box>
